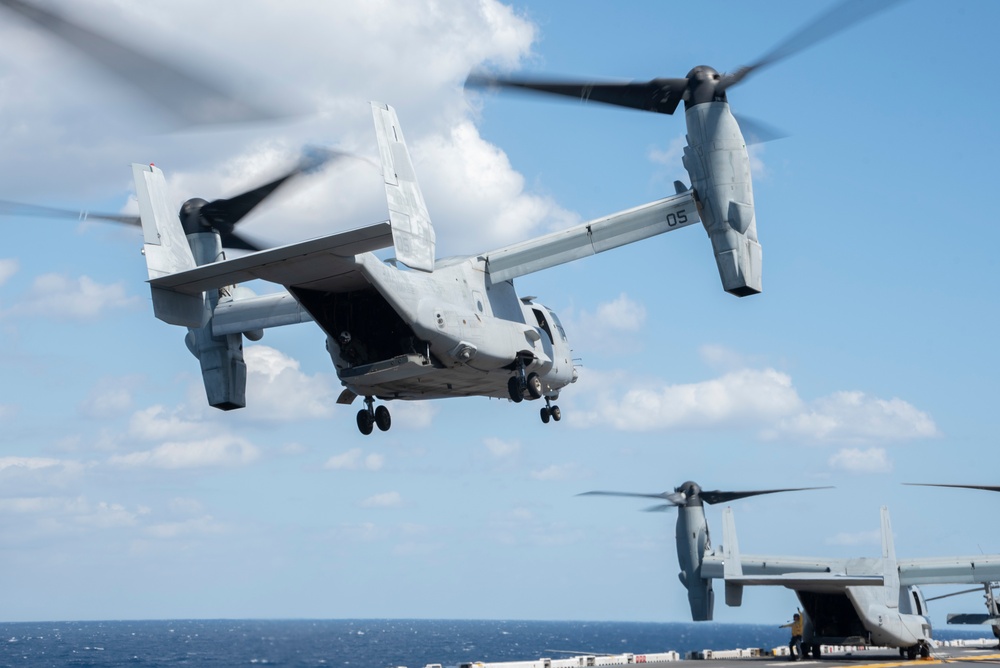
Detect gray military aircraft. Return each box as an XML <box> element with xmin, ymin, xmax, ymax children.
<box><xmin>0</xmin><ymin>1</ymin><xmax>751</xmax><ymax>434</ymax></box>
<box><xmin>582</xmin><ymin>482</ymin><xmax>1000</xmax><ymax>660</ymax></box>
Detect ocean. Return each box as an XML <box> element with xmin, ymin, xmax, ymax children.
<box><xmin>0</xmin><ymin>619</ymin><xmax>988</xmax><ymax>668</ymax></box>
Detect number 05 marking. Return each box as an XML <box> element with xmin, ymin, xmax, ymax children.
<box><xmin>666</xmin><ymin>210</ymin><xmax>689</xmax><ymax>227</ymax></box>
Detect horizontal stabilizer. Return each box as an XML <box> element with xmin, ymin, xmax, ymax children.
<box><xmin>149</xmin><ymin>222</ymin><xmax>392</xmax><ymax>294</ymax></box>
<box><xmin>485</xmin><ymin>192</ymin><xmax>698</xmax><ymax>283</ymax></box>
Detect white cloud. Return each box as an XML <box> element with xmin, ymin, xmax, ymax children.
<box><xmin>0</xmin><ymin>258</ymin><xmax>18</xmax><ymax>286</ymax></box>
<box><xmin>769</xmin><ymin>391</ymin><xmax>938</xmax><ymax>444</ymax></box>
<box><xmin>78</xmin><ymin>376</ymin><xmax>142</xmax><ymax>418</ymax></box>
<box><xmin>243</xmin><ymin>345</ymin><xmax>336</xmax><ymax>421</ymax></box>
<box><xmin>828</xmin><ymin>447</ymin><xmax>893</xmax><ymax>474</ymax></box>
<box><xmin>109</xmin><ymin>435</ymin><xmax>260</xmax><ymax>470</ymax></box>
<box><xmin>1</xmin><ymin>273</ymin><xmax>139</xmax><ymax>321</ymax></box>
<box><xmin>144</xmin><ymin>515</ymin><xmax>225</xmax><ymax>539</ymax></box>
<box><xmin>569</xmin><ymin>365</ymin><xmax>938</xmax><ymax>445</ymax></box>
<box><xmin>561</xmin><ymin>293</ymin><xmax>648</xmax><ymax>353</ymax></box>
<box><xmin>361</xmin><ymin>491</ymin><xmax>402</xmax><ymax>508</ymax></box>
<box><xmin>128</xmin><ymin>405</ymin><xmax>205</xmax><ymax>442</ymax></box>
<box><xmin>324</xmin><ymin>448</ymin><xmax>385</xmax><ymax>471</ymax></box>
<box><xmin>484</xmin><ymin>437</ymin><xmax>520</xmax><ymax>458</ymax></box>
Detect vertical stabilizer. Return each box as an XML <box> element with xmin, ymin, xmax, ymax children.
<box><xmin>722</xmin><ymin>507</ymin><xmax>745</xmax><ymax>607</ymax></box>
<box><xmin>132</xmin><ymin>163</ymin><xmax>206</xmax><ymax>327</ymax></box>
<box><xmin>881</xmin><ymin>506</ymin><xmax>900</xmax><ymax>607</ymax></box>
<box><xmin>371</xmin><ymin>102</ymin><xmax>436</xmax><ymax>272</ymax></box>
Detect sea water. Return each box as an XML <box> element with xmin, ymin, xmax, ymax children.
<box><xmin>0</xmin><ymin>619</ymin><xmax>987</xmax><ymax>668</ymax></box>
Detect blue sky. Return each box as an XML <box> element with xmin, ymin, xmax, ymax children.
<box><xmin>1</xmin><ymin>0</ymin><xmax>999</xmax><ymax>633</ymax></box>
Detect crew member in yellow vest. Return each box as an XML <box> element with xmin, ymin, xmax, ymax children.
<box><xmin>780</xmin><ymin>612</ymin><xmax>804</xmax><ymax>661</ymax></box>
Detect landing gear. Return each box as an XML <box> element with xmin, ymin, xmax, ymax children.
<box><xmin>920</xmin><ymin>643</ymin><xmax>930</xmax><ymax>659</ymax></box>
<box><xmin>539</xmin><ymin>398</ymin><xmax>561</xmax><ymax>424</ymax></box>
<box><xmin>807</xmin><ymin>644</ymin><xmax>821</xmax><ymax>659</ymax></box>
<box><xmin>374</xmin><ymin>405</ymin><xmax>391</xmax><ymax>432</ymax></box>
<box><xmin>526</xmin><ymin>372</ymin><xmax>543</xmax><ymax>399</ymax></box>
<box><xmin>507</xmin><ymin>376</ymin><xmax>524</xmax><ymax>403</ymax></box>
<box><xmin>356</xmin><ymin>397</ymin><xmax>391</xmax><ymax>435</ymax></box>
<box><xmin>905</xmin><ymin>645</ymin><xmax>918</xmax><ymax>661</ymax></box>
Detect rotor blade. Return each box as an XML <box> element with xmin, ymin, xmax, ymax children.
<box><xmin>218</xmin><ymin>230</ymin><xmax>264</xmax><ymax>253</ymax></box>
<box><xmin>904</xmin><ymin>483</ymin><xmax>1000</xmax><ymax>493</ymax></box>
<box><xmin>700</xmin><ymin>486</ymin><xmax>833</xmax><ymax>505</ymax></box>
<box><xmin>733</xmin><ymin>113</ymin><xmax>788</xmax><ymax>145</ymax></box>
<box><xmin>200</xmin><ymin>147</ymin><xmax>346</xmax><ymax>231</ymax></box>
<box><xmin>0</xmin><ymin>0</ymin><xmax>288</xmax><ymax>127</ymax></box>
<box><xmin>0</xmin><ymin>199</ymin><xmax>139</xmax><ymax>226</ymax></box>
<box><xmin>643</xmin><ymin>504</ymin><xmax>677</xmax><ymax>513</ymax></box>
<box><xmin>720</xmin><ymin>0</ymin><xmax>908</xmax><ymax>90</ymax></box>
<box><xmin>578</xmin><ymin>490</ymin><xmax>685</xmax><ymax>504</ymax></box>
<box><xmin>466</xmin><ymin>72</ymin><xmax>689</xmax><ymax>116</ymax></box>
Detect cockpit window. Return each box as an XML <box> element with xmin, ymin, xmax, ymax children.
<box><xmin>549</xmin><ymin>311</ymin><xmax>568</xmax><ymax>341</ymax></box>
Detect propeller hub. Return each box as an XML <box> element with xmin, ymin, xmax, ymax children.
<box><xmin>675</xmin><ymin>481</ymin><xmax>703</xmax><ymax>506</ymax></box>
<box><xmin>684</xmin><ymin>66</ymin><xmax>726</xmax><ymax>108</ymax></box>
<box><xmin>179</xmin><ymin>197</ymin><xmax>212</xmax><ymax>236</ymax></box>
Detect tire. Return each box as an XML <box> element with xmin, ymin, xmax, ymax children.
<box><xmin>356</xmin><ymin>409</ymin><xmax>374</xmax><ymax>435</ymax></box>
<box><xmin>526</xmin><ymin>372</ymin><xmax>543</xmax><ymax>399</ymax></box>
<box><xmin>374</xmin><ymin>405</ymin><xmax>391</xmax><ymax>432</ymax></box>
<box><xmin>906</xmin><ymin>646</ymin><xmax>917</xmax><ymax>661</ymax></box>
<box><xmin>551</xmin><ymin>405</ymin><xmax>561</xmax><ymax>422</ymax></box>
<box><xmin>540</xmin><ymin>407</ymin><xmax>550</xmax><ymax>423</ymax></box>
<box><xmin>920</xmin><ymin>644</ymin><xmax>930</xmax><ymax>659</ymax></box>
<box><xmin>507</xmin><ymin>376</ymin><xmax>523</xmax><ymax>403</ymax></box>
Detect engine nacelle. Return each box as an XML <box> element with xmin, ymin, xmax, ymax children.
<box><xmin>185</xmin><ymin>327</ymin><xmax>247</xmax><ymax>410</ymax></box>
<box><xmin>676</xmin><ymin>502</ymin><xmax>714</xmax><ymax>621</ymax></box>
<box><xmin>683</xmin><ymin>101</ymin><xmax>762</xmax><ymax>297</ymax></box>
<box><xmin>182</xmin><ymin>230</ymin><xmax>248</xmax><ymax>411</ymax></box>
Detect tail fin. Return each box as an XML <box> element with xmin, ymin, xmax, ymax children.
<box><xmin>132</xmin><ymin>163</ymin><xmax>207</xmax><ymax>327</ymax></box>
<box><xmin>880</xmin><ymin>506</ymin><xmax>900</xmax><ymax>607</ymax></box>
<box><xmin>371</xmin><ymin>102</ymin><xmax>436</xmax><ymax>272</ymax></box>
<box><xmin>721</xmin><ymin>507</ymin><xmax>745</xmax><ymax>607</ymax></box>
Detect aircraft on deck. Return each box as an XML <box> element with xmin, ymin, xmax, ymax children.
<box><xmin>582</xmin><ymin>481</ymin><xmax>1000</xmax><ymax>660</ymax></box>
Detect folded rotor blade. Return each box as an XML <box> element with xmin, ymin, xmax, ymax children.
<box><xmin>0</xmin><ymin>0</ymin><xmax>289</xmax><ymax>127</ymax></box>
<box><xmin>700</xmin><ymin>486</ymin><xmax>833</xmax><ymax>505</ymax></box>
<box><xmin>466</xmin><ymin>73</ymin><xmax>689</xmax><ymax>116</ymax></box>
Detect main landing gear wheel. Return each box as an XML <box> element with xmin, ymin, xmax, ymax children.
<box><xmin>906</xmin><ymin>646</ymin><xmax>917</xmax><ymax>661</ymax></box>
<box><xmin>526</xmin><ymin>372</ymin><xmax>543</xmax><ymax>399</ymax></box>
<box><xmin>374</xmin><ymin>405</ymin><xmax>391</xmax><ymax>432</ymax></box>
<box><xmin>507</xmin><ymin>376</ymin><xmax>524</xmax><ymax>403</ymax></box>
<box><xmin>540</xmin><ymin>407</ymin><xmax>550</xmax><ymax>423</ymax></box>
<box><xmin>356</xmin><ymin>409</ymin><xmax>374</xmax><ymax>435</ymax></box>
<box><xmin>920</xmin><ymin>644</ymin><xmax>930</xmax><ymax>659</ymax></box>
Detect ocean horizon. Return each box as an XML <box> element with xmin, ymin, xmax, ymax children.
<box><xmin>0</xmin><ymin>619</ymin><xmax>990</xmax><ymax>668</ymax></box>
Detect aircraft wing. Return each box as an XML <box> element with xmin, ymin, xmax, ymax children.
<box><xmin>483</xmin><ymin>191</ymin><xmax>698</xmax><ymax>282</ymax></box>
<box><xmin>726</xmin><ymin>573</ymin><xmax>884</xmax><ymax>588</ymax></box>
<box><xmin>898</xmin><ymin>556</ymin><xmax>1000</xmax><ymax>586</ymax></box>
<box><xmin>147</xmin><ymin>222</ymin><xmax>393</xmax><ymax>295</ymax></box>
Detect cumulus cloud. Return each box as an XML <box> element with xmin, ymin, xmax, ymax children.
<box><xmin>109</xmin><ymin>435</ymin><xmax>260</xmax><ymax>470</ymax></box>
<box><xmin>0</xmin><ymin>273</ymin><xmax>139</xmax><ymax>321</ymax></box>
<box><xmin>324</xmin><ymin>448</ymin><xmax>385</xmax><ymax>471</ymax></box>
<box><xmin>828</xmin><ymin>447</ymin><xmax>892</xmax><ymax>474</ymax></box>
<box><xmin>128</xmin><ymin>405</ymin><xmax>205</xmax><ymax>442</ymax></box>
<box><xmin>243</xmin><ymin>345</ymin><xmax>336</xmax><ymax>421</ymax></box>
<box><xmin>361</xmin><ymin>491</ymin><xmax>402</xmax><ymax>508</ymax></box>
<box><xmin>78</xmin><ymin>376</ymin><xmax>142</xmax><ymax>418</ymax></box>
<box><xmin>569</xmin><ymin>363</ymin><xmax>938</xmax><ymax>445</ymax></box>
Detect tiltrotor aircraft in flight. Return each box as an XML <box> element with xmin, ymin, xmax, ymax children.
<box><xmin>582</xmin><ymin>482</ymin><xmax>1000</xmax><ymax>660</ymax></box>
<box><xmin>0</xmin><ymin>0</ymin><xmax>903</xmax><ymax>433</ymax></box>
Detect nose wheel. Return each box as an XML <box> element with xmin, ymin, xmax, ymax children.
<box><xmin>356</xmin><ymin>397</ymin><xmax>392</xmax><ymax>435</ymax></box>
<box><xmin>539</xmin><ymin>398</ymin><xmax>561</xmax><ymax>424</ymax></box>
